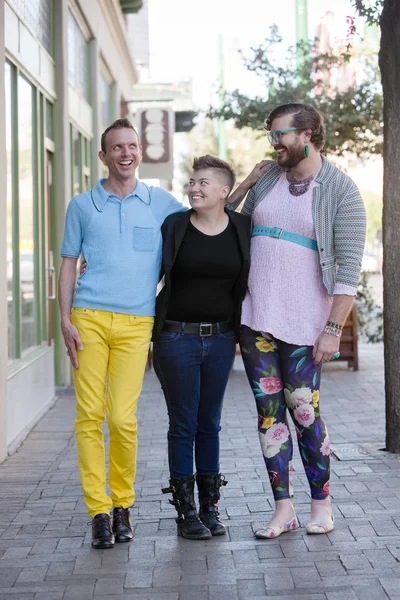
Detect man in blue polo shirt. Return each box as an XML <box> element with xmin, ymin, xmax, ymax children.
<box><xmin>58</xmin><ymin>118</ymin><xmax>183</xmax><ymax>549</ymax></box>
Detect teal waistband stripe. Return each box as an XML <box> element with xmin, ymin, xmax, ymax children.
<box><xmin>251</xmin><ymin>226</ymin><xmax>318</xmax><ymax>252</ymax></box>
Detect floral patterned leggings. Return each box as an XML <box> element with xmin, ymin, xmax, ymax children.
<box><xmin>240</xmin><ymin>325</ymin><xmax>330</xmax><ymax>501</ymax></box>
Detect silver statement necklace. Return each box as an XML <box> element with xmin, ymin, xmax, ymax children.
<box><xmin>287</xmin><ymin>172</ymin><xmax>314</xmax><ymax>196</ymax></box>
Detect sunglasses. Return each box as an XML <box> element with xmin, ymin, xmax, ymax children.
<box><xmin>266</xmin><ymin>127</ymin><xmax>299</xmax><ymax>145</ymax></box>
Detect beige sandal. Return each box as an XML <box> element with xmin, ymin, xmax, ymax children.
<box><xmin>306</xmin><ymin>511</ymin><xmax>334</xmax><ymax>534</ymax></box>
<box><xmin>255</xmin><ymin>515</ymin><xmax>299</xmax><ymax>539</ymax></box>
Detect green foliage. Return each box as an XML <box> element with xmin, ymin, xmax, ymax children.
<box><xmin>360</xmin><ymin>188</ymin><xmax>383</xmax><ymax>243</ymax></box>
<box><xmin>352</xmin><ymin>0</ymin><xmax>383</xmax><ymax>25</ymax></box>
<box><xmin>356</xmin><ymin>271</ymin><xmax>383</xmax><ymax>343</ymax></box>
<box><xmin>208</xmin><ymin>26</ymin><xmax>383</xmax><ymax>159</ymax></box>
<box><xmin>177</xmin><ymin>118</ymin><xmax>270</xmax><ymax>190</ymax></box>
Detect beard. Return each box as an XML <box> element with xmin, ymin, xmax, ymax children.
<box><xmin>276</xmin><ymin>142</ymin><xmax>306</xmax><ymax>168</ymax></box>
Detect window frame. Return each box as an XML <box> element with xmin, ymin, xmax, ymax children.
<box><xmin>100</xmin><ymin>58</ymin><xmax>115</xmax><ymax>132</ymax></box>
<box><xmin>68</xmin><ymin>8</ymin><xmax>91</xmax><ymax>103</ymax></box>
<box><xmin>70</xmin><ymin>123</ymin><xmax>93</xmax><ymax>197</ymax></box>
<box><xmin>7</xmin><ymin>0</ymin><xmax>54</xmax><ymax>57</ymax></box>
<box><xmin>6</xmin><ymin>59</ymin><xmax>53</xmax><ymax>365</ymax></box>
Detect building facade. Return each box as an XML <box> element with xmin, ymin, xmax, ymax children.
<box><xmin>0</xmin><ymin>0</ymin><xmax>140</xmax><ymax>460</ymax></box>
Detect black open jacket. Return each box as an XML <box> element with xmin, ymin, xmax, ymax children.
<box><xmin>152</xmin><ymin>208</ymin><xmax>251</xmax><ymax>343</ymax></box>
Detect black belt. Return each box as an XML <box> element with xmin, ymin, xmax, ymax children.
<box><xmin>162</xmin><ymin>320</ymin><xmax>234</xmax><ymax>337</ymax></box>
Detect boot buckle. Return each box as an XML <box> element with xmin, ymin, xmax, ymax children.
<box><xmin>219</xmin><ymin>474</ymin><xmax>228</xmax><ymax>487</ymax></box>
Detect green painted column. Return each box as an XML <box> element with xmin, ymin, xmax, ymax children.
<box><xmin>295</xmin><ymin>0</ymin><xmax>309</xmax><ymax>78</ymax></box>
<box><xmin>90</xmin><ymin>38</ymin><xmax>101</xmax><ymax>183</ymax></box>
<box><xmin>217</xmin><ymin>34</ymin><xmax>227</xmax><ymax>161</ymax></box>
<box><xmin>53</xmin><ymin>0</ymin><xmax>72</xmax><ymax>386</ymax></box>
<box><xmin>0</xmin><ymin>0</ymin><xmax>9</xmax><ymax>461</ymax></box>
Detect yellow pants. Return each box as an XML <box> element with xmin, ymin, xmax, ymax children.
<box><xmin>70</xmin><ymin>308</ymin><xmax>154</xmax><ymax>517</ymax></box>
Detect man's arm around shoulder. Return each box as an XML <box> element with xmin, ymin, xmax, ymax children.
<box><xmin>154</xmin><ymin>186</ymin><xmax>188</xmax><ymax>222</ymax></box>
<box><xmin>227</xmin><ymin>160</ymin><xmax>274</xmax><ymax>210</ymax></box>
<box><xmin>161</xmin><ymin>208</ymin><xmax>187</xmax><ymax>238</ymax></box>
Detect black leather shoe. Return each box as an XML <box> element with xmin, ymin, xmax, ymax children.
<box><xmin>112</xmin><ymin>507</ymin><xmax>134</xmax><ymax>543</ymax></box>
<box><xmin>91</xmin><ymin>513</ymin><xmax>114</xmax><ymax>549</ymax></box>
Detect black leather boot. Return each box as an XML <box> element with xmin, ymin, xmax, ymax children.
<box><xmin>91</xmin><ymin>513</ymin><xmax>115</xmax><ymax>549</ymax></box>
<box><xmin>162</xmin><ymin>475</ymin><xmax>212</xmax><ymax>540</ymax></box>
<box><xmin>196</xmin><ymin>473</ymin><xmax>227</xmax><ymax>536</ymax></box>
<box><xmin>112</xmin><ymin>507</ymin><xmax>134</xmax><ymax>543</ymax></box>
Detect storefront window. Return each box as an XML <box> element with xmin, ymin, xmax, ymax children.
<box><xmin>83</xmin><ymin>138</ymin><xmax>91</xmax><ymax>192</ymax></box>
<box><xmin>45</xmin><ymin>99</ymin><xmax>53</xmax><ymax>140</ymax></box>
<box><xmin>71</xmin><ymin>126</ymin><xmax>92</xmax><ymax>195</ymax></box>
<box><xmin>100</xmin><ymin>70</ymin><xmax>113</xmax><ymax>132</ymax></box>
<box><xmin>71</xmin><ymin>126</ymin><xmax>81</xmax><ymax>196</ymax></box>
<box><xmin>5</xmin><ymin>62</ymin><xmax>15</xmax><ymax>359</ymax></box>
<box><xmin>68</xmin><ymin>11</ymin><xmax>90</xmax><ymax>102</ymax></box>
<box><xmin>18</xmin><ymin>75</ymin><xmax>37</xmax><ymax>352</ymax></box>
<box><xmin>5</xmin><ymin>61</ymin><xmax>51</xmax><ymax>361</ymax></box>
<box><xmin>8</xmin><ymin>0</ymin><xmax>53</xmax><ymax>55</ymax></box>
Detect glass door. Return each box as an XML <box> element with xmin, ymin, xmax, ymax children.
<box><xmin>45</xmin><ymin>151</ymin><xmax>55</xmax><ymax>345</ymax></box>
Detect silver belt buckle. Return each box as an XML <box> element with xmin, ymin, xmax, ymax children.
<box><xmin>200</xmin><ymin>323</ymin><xmax>213</xmax><ymax>337</ymax></box>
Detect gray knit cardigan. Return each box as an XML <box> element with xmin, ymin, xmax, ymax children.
<box><xmin>230</xmin><ymin>155</ymin><xmax>367</xmax><ymax>296</ymax></box>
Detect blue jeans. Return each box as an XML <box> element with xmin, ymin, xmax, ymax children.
<box><xmin>153</xmin><ymin>328</ymin><xmax>236</xmax><ymax>479</ymax></box>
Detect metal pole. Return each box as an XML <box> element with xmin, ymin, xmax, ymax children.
<box><xmin>295</xmin><ymin>0</ymin><xmax>309</xmax><ymax>80</ymax></box>
<box><xmin>218</xmin><ymin>34</ymin><xmax>227</xmax><ymax>160</ymax></box>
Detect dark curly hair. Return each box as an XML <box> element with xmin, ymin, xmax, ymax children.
<box><xmin>265</xmin><ymin>103</ymin><xmax>326</xmax><ymax>151</ymax></box>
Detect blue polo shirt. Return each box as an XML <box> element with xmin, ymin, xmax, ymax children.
<box><xmin>61</xmin><ymin>179</ymin><xmax>185</xmax><ymax>315</ymax></box>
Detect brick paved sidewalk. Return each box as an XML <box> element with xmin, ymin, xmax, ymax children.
<box><xmin>1</xmin><ymin>343</ymin><xmax>400</xmax><ymax>600</ymax></box>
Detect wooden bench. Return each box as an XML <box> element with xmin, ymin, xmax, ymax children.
<box><xmin>337</xmin><ymin>304</ymin><xmax>359</xmax><ymax>370</ymax></box>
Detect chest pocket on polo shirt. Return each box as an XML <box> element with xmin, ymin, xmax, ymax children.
<box><xmin>133</xmin><ymin>226</ymin><xmax>155</xmax><ymax>252</ymax></box>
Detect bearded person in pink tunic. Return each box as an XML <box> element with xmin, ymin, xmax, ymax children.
<box><xmin>228</xmin><ymin>103</ymin><xmax>366</xmax><ymax>538</ymax></box>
